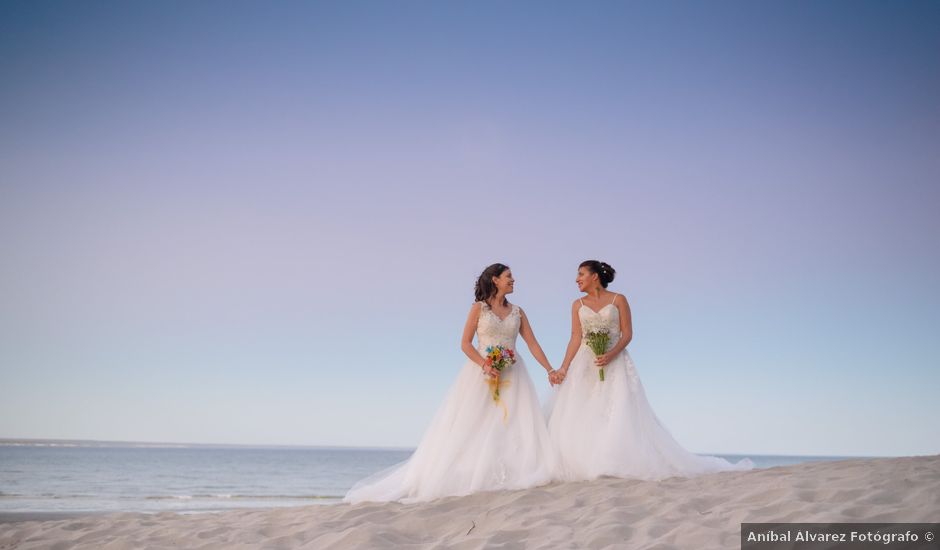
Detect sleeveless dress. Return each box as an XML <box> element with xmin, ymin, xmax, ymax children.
<box><xmin>344</xmin><ymin>301</ymin><xmax>556</xmax><ymax>503</ymax></box>
<box><xmin>546</xmin><ymin>294</ymin><xmax>754</xmax><ymax>482</ymax></box>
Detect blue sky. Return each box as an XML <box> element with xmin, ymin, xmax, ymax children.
<box><xmin>1</xmin><ymin>1</ymin><xmax>938</xmax><ymax>457</ymax></box>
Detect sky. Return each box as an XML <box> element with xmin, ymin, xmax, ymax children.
<box><xmin>1</xmin><ymin>0</ymin><xmax>938</xmax><ymax>457</ymax></box>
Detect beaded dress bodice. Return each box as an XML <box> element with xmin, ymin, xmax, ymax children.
<box><xmin>477</xmin><ymin>301</ymin><xmax>521</xmax><ymax>351</ymax></box>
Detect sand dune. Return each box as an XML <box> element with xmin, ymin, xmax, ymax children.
<box><xmin>1</xmin><ymin>455</ymin><xmax>937</xmax><ymax>549</ymax></box>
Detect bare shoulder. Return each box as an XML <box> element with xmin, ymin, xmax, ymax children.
<box><xmin>571</xmin><ymin>298</ymin><xmax>582</xmax><ymax>309</ymax></box>
<box><xmin>613</xmin><ymin>293</ymin><xmax>631</xmax><ymax>308</ymax></box>
<box><xmin>468</xmin><ymin>301</ymin><xmax>483</xmax><ymax>315</ymax></box>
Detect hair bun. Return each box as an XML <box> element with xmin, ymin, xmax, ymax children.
<box><xmin>598</xmin><ymin>262</ymin><xmax>616</xmax><ymax>287</ymax></box>
<box><xmin>579</xmin><ymin>260</ymin><xmax>616</xmax><ymax>288</ymax></box>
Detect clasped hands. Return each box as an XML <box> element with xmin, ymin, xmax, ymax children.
<box><xmin>547</xmin><ymin>351</ymin><xmax>615</xmax><ymax>386</ymax></box>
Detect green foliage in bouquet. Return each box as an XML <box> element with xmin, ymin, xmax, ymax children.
<box><xmin>585</xmin><ymin>329</ymin><xmax>611</xmax><ymax>381</ymax></box>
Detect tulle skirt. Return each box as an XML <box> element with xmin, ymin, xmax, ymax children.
<box><xmin>546</xmin><ymin>345</ymin><xmax>754</xmax><ymax>482</ymax></box>
<box><xmin>344</xmin><ymin>355</ymin><xmax>556</xmax><ymax>504</ymax></box>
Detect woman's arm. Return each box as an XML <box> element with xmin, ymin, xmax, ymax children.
<box><xmin>461</xmin><ymin>303</ymin><xmax>498</xmax><ymax>377</ymax></box>
<box><xmin>558</xmin><ymin>300</ymin><xmax>584</xmax><ymax>376</ymax></box>
<box><xmin>518</xmin><ymin>308</ymin><xmax>554</xmax><ymax>374</ymax></box>
<box><xmin>595</xmin><ymin>294</ymin><xmax>633</xmax><ymax>366</ymax></box>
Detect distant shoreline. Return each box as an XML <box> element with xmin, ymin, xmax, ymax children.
<box><xmin>0</xmin><ymin>437</ymin><xmax>892</xmax><ymax>458</ymax></box>
<box><xmin>0</xmin><ymin>438</ymin><xmax>415</xmax><ymax>452</ymax></box>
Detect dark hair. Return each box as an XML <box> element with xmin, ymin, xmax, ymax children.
<box><xmin>474</xmin><ymin>263</ymin><xmax>510</xmax><ymax>304</ymax></box>
<box><xmin>579</xmin><ymin>260</ymin><xmax>616</xmax><ymax>288</ymax></box>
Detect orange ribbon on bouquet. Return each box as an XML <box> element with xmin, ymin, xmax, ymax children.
<box><xmin>486</xmin><ymin>373</ymin><xmax>511</xmax><ymax>424</ymax></box>
<box><xmin>483</xmin><ymin>345</ymin><xmax>515</xmax><ymax>424</ymax></box>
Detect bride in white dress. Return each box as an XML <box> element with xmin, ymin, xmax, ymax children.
<box><xmin>344</xmin><ymin>263</ymin><xmax>559</xmax><ymax>504</ymax></box>
<box><xmin>546</xmin><ymin>260</ymin><xmax>754</xmax><ymax>482</ymax></box>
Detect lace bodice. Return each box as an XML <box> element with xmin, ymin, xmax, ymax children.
<box><xmin>476</xmin><ymin>301</ymin><xmax>521</xmax><ymax>350</ymax></box>
<box><xmin>579</xmin><ymin>301</ymin><xmax>622</xmax><ymax>342</ymax></box>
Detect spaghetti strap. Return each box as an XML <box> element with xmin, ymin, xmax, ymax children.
<box><xmin>579</xmin><ymin>298</ymin><xmax>584</xmax><ymax>306</ymax></box>
<box><xmin>609</xmin><ymin>293</ymin><xmax>618</xmax><ymax>305</ymax></box>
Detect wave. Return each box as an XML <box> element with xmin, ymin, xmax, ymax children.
<box><xmin>0</xmin><ymin>442</ymin><xmax>189</xmax><ymax>448</ymax></box>
<box><xmin>143</xmin><ymin>494</ymin><xmax>342</xmax><ymax>501</ymax></box>
<box><xmin>1</xmin><ymin>492</ymin><xmax>342</xmax><ymax>501</ymax></box>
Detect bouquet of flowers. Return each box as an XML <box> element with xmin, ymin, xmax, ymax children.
<box><xmin>585</xmin><ymin>329</ymin><xmax>611</xmax><ymax>381</ymax></box>
<box><xmin>484</xmin><ymin>345</ymin><xmax>516</xmax><ymax>400</ymax></box>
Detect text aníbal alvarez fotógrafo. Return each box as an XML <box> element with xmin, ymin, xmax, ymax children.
<box><xmin>746</xmin><ymin>529</ymin><xmax>923</xmax><ymax>544</ymax></box>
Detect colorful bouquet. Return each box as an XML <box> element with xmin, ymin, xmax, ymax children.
<box><xmin>585</xmin><ymin>329</ymin><xmax>611</xmax><ymax>381</ymax></box>
<box><xmin>483</xmin><ymin>345</ymin><xmax>515</xmax><ymax>422</ymax></box>
<box><xmin>484</xmin><ymin>345</ymin><xmax>516</xmax><ymax>399</ymax></box>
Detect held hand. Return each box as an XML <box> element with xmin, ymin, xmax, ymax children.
<box><xmin>547</xmin><ymin>370</ymin><xmax>560</xmax><ymax>386</ymax></box>
<box><xmin>594</xmin><ymin>352</ymin><xmax>614</xmax><ymax>367</ymax></box>
<box><xmin>550</xmin><ymin>369</ymin><xmax>567</xmax><ymax>385</ymax></box>
<box><xmin>481</xmin><ymin>357</ymin><xmax>497</xmax><ymax>377</ymax></box>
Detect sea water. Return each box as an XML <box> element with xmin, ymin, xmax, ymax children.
<box><xmin>0</xmin><ymin>441</ymin><xmax>870</xmax><ymax>514</ymax></box>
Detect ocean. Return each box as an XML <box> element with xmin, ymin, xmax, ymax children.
<box><xmin>0</xmin><ymin>441</ymin><xmax>871</xmax><ymax>515</ymax></box>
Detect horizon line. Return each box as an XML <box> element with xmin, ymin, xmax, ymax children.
<box><xmin>0</xmin><ymin>437</ymin><xmax>906</xmax><ymax>458</ymax></box>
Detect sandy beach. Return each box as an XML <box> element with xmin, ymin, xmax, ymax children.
<box><xmin>1</xmin><ymin>455</ymin><xmax>937</xmax><ymax>549</ymax></box>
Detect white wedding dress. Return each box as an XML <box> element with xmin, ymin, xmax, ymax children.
<box><xmin>344</xmin><ymin>301</ymin><xmax>556</xmax><ymax>504</ymax></box>
<box><xmin>546</xmin><ymin>295</ymin><xmax>754</xmax><ymax>482</ymax></box>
